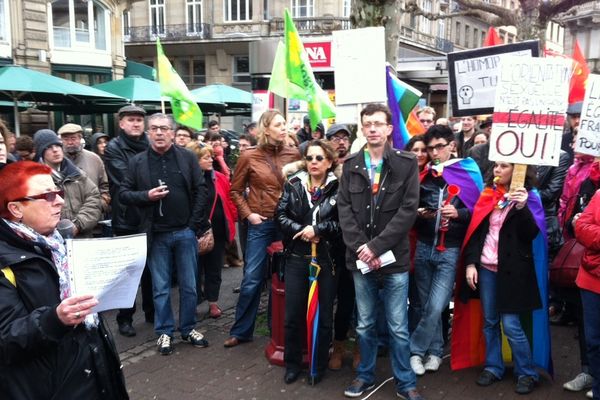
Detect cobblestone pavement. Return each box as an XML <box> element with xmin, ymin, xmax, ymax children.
<box><xmin>104</xmin><ymin>266</ymin><xmax>589</xmax><ymax>400</ymax></box>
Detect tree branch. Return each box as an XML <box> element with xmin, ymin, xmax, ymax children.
<box><xmin>544</xmin><ymin>0</ymin><xmax>594</xmax><ymax>19</ymax></box>
<box><xmin>405</xmin><ymin>0</ymin><xmax>511</xmax><ymax>26</ymax></box>
<box><xmin>453</xmin><ymin>0</ymin><xmax>517</xmax><ymax>25</ymax></box>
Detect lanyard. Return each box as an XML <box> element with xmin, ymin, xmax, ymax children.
<box><xmin>364</xmin><ymin>148</ymin><xmax>383</xmax><ymax>195</ymax></box>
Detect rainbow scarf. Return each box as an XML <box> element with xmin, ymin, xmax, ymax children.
<box><xmin>427</xmin><ymin>158</ymin><xmax>484</xmax><ymax>212</ymax></box>
<box><xmin>451</xmin><ymin>187</ymin><xmax>552</xmax><ymax>375</ymax></box>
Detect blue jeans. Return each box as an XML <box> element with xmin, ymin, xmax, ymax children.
<box><xmin>353</xmin><ymin>271</ymin><xmax>416</xmax><ymax>392</ymax></box>
<box><xmin>230</xmin><ymin>220</ymin><xmax>278</xmax><ymax>340</ymax></box>
<box><xmin>581</xmin><ymin>289</ymin><xmax>600</xmax><ymax>400</ymax></box>
<box><xmin>479</xmin><ymin>267</ymin><xmax>538</xmax><ymax>379</ymax></box>
<box><xmin>410</xmin><ymin>242</ymin><xmax>459</xmax><ymax>357</ymax></box>
<box><xmin>147</xmin><ymin>228</ymin><xmax>198</xmax><ymax>337</ymax></box>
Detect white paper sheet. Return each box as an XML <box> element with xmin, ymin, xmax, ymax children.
<box><xmin>356</xmin><ymin>250</ymin><xmax>396</xmax><ymax>274</ymax></box>
<box><xmin>66</xmin><ymin>234</ymin><xmax>147</xmax><ymax>312</ymax></box>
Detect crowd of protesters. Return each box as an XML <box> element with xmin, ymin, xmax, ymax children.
<box><xmin>1</xmin><ymin>100</ymin><xmax>600</xmax><ymax>400</ymax></box>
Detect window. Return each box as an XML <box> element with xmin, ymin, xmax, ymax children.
<box><xmin>233</xmin><ymin>56</ymin><xmax>250</xmax><ymax>83</ymax></box>
<box><xmin>507</xmin><ymin>33</ymin><xmax>515</xmax><ymax>43</ymax></box>
<box><xmin>342</xmin><ymin>0</ymin><xmax>351</xmax><ymax>17</ymax></box>
<box><xmin>465</xmin><ymin>25</ymin><xmax>470</xmax><ymax>47</ymax></box>
<box><xmin>186</xmin><ymin>0</ymin><xmax>203</xmax><ymax>34</ymax></box>
<box><xmin>176</xmin><ymin>58</ymin><xmax>206</xmax><ymax>87</ymax></box>
<box><xmin>50</xmin><ymin>0</ymin><xmax>108</xmax><ymax>50</ymax></box>
<box><xmin>421</xmin><ymin>0</ymin><xmax>432</xmax><ymax>34</ymax></box>
<box><xmin>437</xmin><ymin>17</ymin><xmax>445</xmax><ymax>39</ymax></box>
<box><xmin>481</xmin><ymin>31</ymin><xmax>486</xmax><ymax>46</ymax></box>
<box><xmin>0</xmin><ymin>0</ymin><xmax>9</xmax><ymax>42</ymax></box>
<box><xmin>123</xmin><ymin>10</ymin><xmax>131</xmax><ymax>40</ymax></box>
<box><xmin>473</xmin><ymin>28</ymin><xmax>478</xmax><ymax>47</ymax></box>
<box><xmin>455</xmin><ymin>21</ymin><xmax>461</xmax><ymax>45</ymax></box>
<box><xmin>224</xmin><ymin>0</ymin><xmax>252</xmax><ymax>22</ymax></box>
<box><xmin>291</xmin><ymin>0</ymin><xmax>314</xmax><ymax>17</ymax></box>
<box><xmin>150</xmin><ymin>0</ymin><xmax>165</xmax><ymax>35</ymax></box>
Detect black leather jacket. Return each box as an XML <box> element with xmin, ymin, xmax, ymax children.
<box><xmin>276</xmin><ymin>171</ymin><xmax>342</xmax><ymax>259</ymax></box>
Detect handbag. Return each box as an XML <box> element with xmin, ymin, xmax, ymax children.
<box><xmin>198</xmin><ymin>191</ymin><xmax>218</xmax><ymax>255</ymax></box>
<box><xmin>549</xmin><ymin>238</ymin><xmax>585</xmax><ymax>288</ymax></box>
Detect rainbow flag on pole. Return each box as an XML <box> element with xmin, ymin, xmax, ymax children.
<box><xmin>386</xmin><ymin>65</ymin><xmax>422</xmax><ymax>149</ymax></box>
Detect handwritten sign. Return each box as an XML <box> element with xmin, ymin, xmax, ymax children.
<box><xmin>488</xmin><ymin>56</ymin><xmax>571</xmax><ymax>166</ymax></box>
<box><xmin>447</xmin><ymin>41</ymin><xmax>539</xmax><ymax>117</ymax></box>
<box><xmin>575</xmin><ymin>74</ymin><xmax>600</xmax><ymax>157</ymax></box>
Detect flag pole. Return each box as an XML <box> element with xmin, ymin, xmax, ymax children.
<box><xmin>156</xmin><ymin>39</ymin><xmax>166</xmax><ymax>114</ymax></box>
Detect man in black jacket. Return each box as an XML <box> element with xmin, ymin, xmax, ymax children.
<box><xmin>104</xmin><ymin>105</ymin><xmax>153</xmax><ymax>337</ymax></box>
<box><xmin>120</xmin><ymin>113</ymin><xmax>210</xmax><ymax>356</ymax></box>
<box><xmin>337</xmin><ymin>104</ymin><xmax>422</xmax><ymax>400</ymax></box>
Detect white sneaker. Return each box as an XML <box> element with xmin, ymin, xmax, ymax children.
<box><xmin>586</xmin><ymin>389</ymin><xmax>593</xmax><ymax>399</ymax></box>
<box><xmin>410</xmin><ymin>355</ymin><xmax>425</xmax><ymax>376</ymax></box>
<box><xmin>563</xmin><ymin>372</ymin><xmax>594</xmax><ymax>392</ymax></box>
<box><xmin>423</xmin><ymin>355</ymin><xmax>443</xmax><ymax>372</ymax></box>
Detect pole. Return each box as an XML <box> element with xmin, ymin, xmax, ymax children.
<box><xmin>13</xmin><ymin>98</ymin><xmax>20</xmax><ymax>137</ymax></box>
<box><xmin>510</xmin><ymin>164</ymin><xmax>527</xmax><ymax>191</ymax></box>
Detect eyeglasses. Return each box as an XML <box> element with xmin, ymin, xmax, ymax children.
<box><xmin>331</xmin><ymin>136</ymin><xmax>350</xmax><ymax>143</ymax></box>
<box><xmin>419</xmin><ymin>119</ymin><xmax>433</xmax><ymax>124</ymax></box>
<box><xmin>426</xmin><ymin>143</ymin><xmax>449</xmax><ymax>152</ymax></box>
<box><xmin>305</xmin><ymin>155</ymin><xmax>326</xmax><ymax>162</ymax></box>
<box><xmin>176</xmin><ymin>133</ymin><xmax>191</xmax><ymax>138</ymax></box>
<box><xmin>362</xmin><ymin>121</ymin><xmax>389</xmax><ymax>129</ymax></box>
<box><xmin>149</xmin><ymin>125</ymin><xmax>172</xmax><ymax>133</ymax></box>
<box><xmin>13</xmin><ymin>190</ymin><xmax>64</xmax><ymax>203</ymax></box>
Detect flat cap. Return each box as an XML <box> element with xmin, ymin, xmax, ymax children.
<box><xmin>567</xmin><ymin>102</ymin><xmax>583</xmax><ymax>115</ymax></box>
<box><xmin>58</xmin><ymin>123</ymin><xmax>83</xmax><ymax>136</ymax></box>
<box><xmin>118</xmin><ymin>104</ymin><xmax>146</xmax><ymax>119</ymax></box>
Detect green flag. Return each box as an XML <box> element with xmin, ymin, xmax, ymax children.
<box><xmin>269</xmin><ymin>9</ymin><xmax>334</xmax><ymax>130</ymax></box>
<box><xmin>156</xmin><ymin>38</ymin><xmax>203</xmax><ymax>130</ymax></box>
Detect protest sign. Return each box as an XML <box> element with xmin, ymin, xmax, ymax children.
<box><xmin>447</xmin><ymin>41</ymin><xmax>539</xmax><ymax>117</ymax></box>
<box><xmin>332</xmin><ymin>27</ymin><xmax>386</xmax><ymax>105</ymax></box>
<box><xmin>574</xmin><ymin>74</ymin><xmax>600</xmax><ymax>156</ymax></box>
<box><xmin>488</xmin><ymin>56</ymin><xmax>571</xmax><ymax>167</ymax></box>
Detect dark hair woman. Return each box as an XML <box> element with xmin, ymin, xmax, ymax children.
<box><xmin>224</xmin><ymin>109</ymin><xmax>300</xmax><ymax>347</ymax></box>
<box><xmin>0</xmin><ymin>161</ymin><xmax>128</xmax><ymax>399</ymax></box>
<box><xmin>276</xmin><ymin>140</ymin><xmax>341</xmax><ymax>385</ymax></box>
<box><xmin>186</xmin><ymin>143</ymin><xmax>238</xmax><ymax>318</ymax></box>
<box><xmin>461</xmin><ymin>162</ymin><xmax>546</xmax><ymax>395</ymax></box>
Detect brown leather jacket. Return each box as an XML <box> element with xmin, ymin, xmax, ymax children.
<box><xmin>231</xmin><ymin>143</ymin><xmax>300</xmax><ymax>220</ymax></box>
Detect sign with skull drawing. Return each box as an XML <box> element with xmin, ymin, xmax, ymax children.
<box><xmin>447</xmin><ymin>41</ymin><xmax>539</xmax><ymax>117</ymax></box>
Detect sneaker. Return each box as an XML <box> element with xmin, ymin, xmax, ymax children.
<box><xmin>586</xmin><ymin>389</ymin><xmax>593</xmax><ymax>399</ymax></box>
<box><xmin>563</xmin><ymin>372</ymin><xmax>594</xmax><ymax>392</ymax></box>
<box><xmin>515</xmin><ymin>376</ymin><xmax>536</xmax><ymax>395</ymax></box>
<box><xmin>344</xmin><ymin>379</ymin><xmax>375</xmax><ymax>398</ymax></box>
<box><xmin>423</xmin><ymin>355</ymin><xmax>442</xmax><ymax>372</ymax></box>
<box><xmin>476</xmin><ymin>370</ymin><xmax>500</xmax><ymax>386</ymax></box>
<box><xmin>157</xmin><ymin>334</ymin><xmax>174</xmax><ymax>355</ymax></box>
<box><xmin>410</xmin><ymin>355</ymin><xmax>425</xmax><ymax>376</ymax></box>
<box><xmin>397</xmin><ymin>389</ymin><xmax>424</xmax><ymax>400</ymax></box>
<box><xmin>182</xmin><ymin>329</ymin><xmax>209</xmax><ymax>348</ymax></box>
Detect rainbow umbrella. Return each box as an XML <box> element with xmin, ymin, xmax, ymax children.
<box><xmin>306</xmin><ymin>242</ymin><xmax>321</xmax><ymax>379</ymax></box>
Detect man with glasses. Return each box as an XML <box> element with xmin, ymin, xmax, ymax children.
<box><xmin>32</xmin><ymin>129</ymin><xmax>102</xmax><ymax>238</ymax></box>
<box><xmin>338</xmin><ymin>104</ymin><xmax>422</xmax><ymax>400</ymax></box>
<box><xmin>174</xmin><ymin>126</ymin><xmax>195</xmax><ymax>147</ymax></box>
<box><xmin>120</xmin><ymin>113</ymin><xmax>210</xmax><ymax>356</ymax></box>
<box><xmin>104</xmin><ymin>104</ymin><xmax>154</xmax><ymax>337</ymax></box>
<box><xmin>417</xmin><ymin>107</ymin><xmax>436</xmax><ymax>131</ymax></box>
<box><xmin>326</xmin><ymin>124</ymin><xmax>351</xmax><ymax>161</ymax></box>
<box><xmin>410</xmin><ymin>125</ymin><xmax>476</xmax><ymax>377</ymax></box>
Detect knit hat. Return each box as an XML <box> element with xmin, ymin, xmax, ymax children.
<box><xmin>33</xmin><ymin>129</ymin><xmax>62</xmax><ymax>160</ymax></box>
<box><xmin>567</xmin><ymin>102</ymin><xmax>583</xmax><ymax>115</ymax></box>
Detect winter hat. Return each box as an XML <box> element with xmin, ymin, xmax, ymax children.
<box><xmin>33</xmin><ymin>129</ymin><xmax>62</xmax><ymax>160</ymax></box>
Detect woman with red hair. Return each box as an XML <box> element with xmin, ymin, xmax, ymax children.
<box><xmin>0</xmin><ymin>161</ymin><xmax>128</xmax><ymax>399</ymax></box>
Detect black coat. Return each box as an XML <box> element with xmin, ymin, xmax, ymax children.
<box><xmin>0</xmin><ymin>220</ymin><xmax>128</xmax><ymax>400</ymax></box>
<box><xmin>119</xmin><ymin>145</ymin><xmax>209</xmax><ymax>245</ymax></box>
<box><xmin>276</xmin><ymin>171</ymin><xmax>342</xmax><ymax>259</ymax></box>
<box><xmin>463</xmin><ymin>205</ymin><xmax>542</xmax><ymax>313</ymax></box>
<box><xmin>337</xmin><ymin>144</ymin><xmax>419</xmax><ymax>273</ymax></box>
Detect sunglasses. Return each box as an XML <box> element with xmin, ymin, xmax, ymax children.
<box><xmin>13</xmin><ymin>190</ymin><xmax>64</xmax><ymax>203</ymax></box>
<box><xmin>305</xmin><ymin>155</ymin><xmax>326</xmax><ymax>162</ymax></box>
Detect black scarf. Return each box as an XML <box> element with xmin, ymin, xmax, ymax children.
<box><xmin>119</xmin><ymin>129</ymin><xmax>149</xmax><ymax>153</ymax></box>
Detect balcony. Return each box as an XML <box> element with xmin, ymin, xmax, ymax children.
<box><xmin>400</xmin><ymin>26</ymin><xmax>454</xmax><ymax>53</ymax></box>
<box><xmin>124</xmin><ymin>23</ymin><xmax>211</xmax><ymax>43</ymax></box>
<box><xmin>269</xmin><ymin>16</ymin><xmax>352</xmax><ymax>34</ymax></box>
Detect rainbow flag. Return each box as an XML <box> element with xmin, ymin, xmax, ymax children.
<box><xmin>386</xmin><ymin>65</ymin><xmax>422</xmax><ymax>149</ymax></box>
<box><xmin>307</xmin><ymin>242</ymin><xmax>321</xmax><ymax>378</ymax></box>
<box><xmin>451</xmin><ymin>189</ymin><xmax>552</xmax><ymax>375</ymax></box>
<box><xmin>428</xmin><ymin>158</ymin><xmax>484</xmax><ymax>211</ymax></box>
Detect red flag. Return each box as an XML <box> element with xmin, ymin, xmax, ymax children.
<box><xmin>569</xmin><ymin>40</ymin><xmax>589</xmax><ymax>104</ymax></box>
<box><xmin>483</xmin><ymin>27</ymin><xmax>503</xmax><ymax>47</ymax></box>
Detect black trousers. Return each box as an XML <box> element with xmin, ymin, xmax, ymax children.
<box><xmin>115</xmin><ymin>229</ymin><xmax>154</xmax><ymax>323</ymax></box>
<box><xmin>284</xmin><ymin>254</ymin><xmax>337</xmax><ymax>374</ymax></box>
<box><xmin>198</xmin><ymin>238</ymin><xmax>226</xmax><ymax>302</ymax></box>
<box><xmin>333</xmin><ymin>258</ymin><xmax>355</xmax><ymax>341</ymax></box>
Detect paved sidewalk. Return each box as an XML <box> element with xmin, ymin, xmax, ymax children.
<box><xmin>104</xmin><ymin>267</ymin><xmax>589</xmax><ymax>399</ymax></box>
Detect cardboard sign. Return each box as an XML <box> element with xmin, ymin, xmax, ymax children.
<box><xmin>332</xmin><ymin>27</ymin><xmax>386</xmax><ymax>105</ymax></box>
<box><xmin>488</xmin><ymin>56</ymin><xmax>572</xmax><ymax>167</ymax></box>
<box><xmin>448</xmin><ymin>41</ymin><xmax>539</xmax><ymax>117</ymax></box>
<box><xmin>575</xmin><ymin>74</ymin><xmax>600</xmax><ymax>156</ymax></box>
